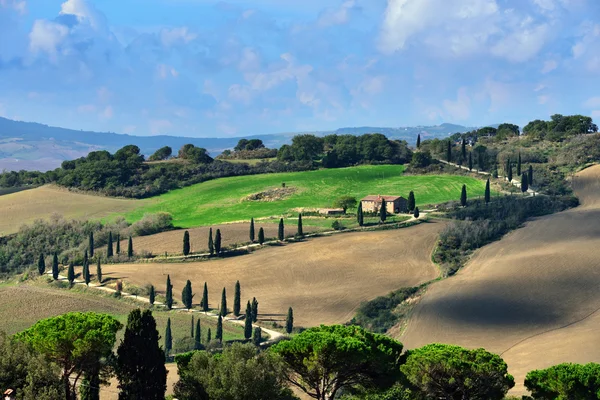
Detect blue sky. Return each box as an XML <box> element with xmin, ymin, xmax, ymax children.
<box><xmin>0</xmin><ymin>0</ymin><xmax>599</xmax><ymax>137</ymax></box>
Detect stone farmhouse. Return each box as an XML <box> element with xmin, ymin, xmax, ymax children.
<box><xmin>361</xmin><ymin>195</ymin><xmax>407</xmax><ymax>214</ymax></box>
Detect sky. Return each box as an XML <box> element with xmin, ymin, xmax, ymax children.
<box><xmin>0</xmin><ymin>0</ymin><xmax>599</xmax><ymax>138</ymax></box>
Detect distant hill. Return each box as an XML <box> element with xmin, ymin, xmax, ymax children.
<box><xmin>0</xmin><ymin>117</ymin><xmax>474</xmax><ymax>171</ymax></box>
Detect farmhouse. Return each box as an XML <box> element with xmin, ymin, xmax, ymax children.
<box><xmin>361</xmin><ymin>195</ymin><xmax>407</xmax><ymax>214</ymax></box>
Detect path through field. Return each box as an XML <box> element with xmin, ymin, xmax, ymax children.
<box><xmin>400</xmin><ymin>165</ymin><xmax>600</xmax><ymax>395</ymax></box>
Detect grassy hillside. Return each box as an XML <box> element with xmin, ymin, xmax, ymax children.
<box><xmin>125</xmin><ymin>165</ymin><xmax>487</xmax><ymax>228</ymax></box>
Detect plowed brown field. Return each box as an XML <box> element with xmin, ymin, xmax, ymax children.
<box><xmin>102</xmin><ymin>221</ymin><xmax>444</xmax><ymax>327</ymax></box>
<box><xmin>400</xmin><ymin>165</ymin><xmax>600</xmax><ymax>394</ymax></box>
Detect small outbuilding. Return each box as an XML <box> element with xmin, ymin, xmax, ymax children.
<box><xmin>361</xmin><ymin>195</ymin><xmax>407</xmax><ymax>214</ymax></box>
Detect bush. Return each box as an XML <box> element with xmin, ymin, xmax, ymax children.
<box><xmin>351</xmin><ymin>287</ymin><xmax>419</xmax><ymax>333</ymax></box>
<box><xmin>331</xmin><ymin>220</ymin><xmax>344</xmax><ymax>231</ymax></box>
<box><xmin>130</xmin><ymin>213</ymin><xmax>174</xmax><ymax>236</ymax></box>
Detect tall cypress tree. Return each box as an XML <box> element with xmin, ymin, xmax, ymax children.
<box><xmin>517</xmin><ymin>153</ymin><xmax>522</xmax><ymax>176</ymax></box>
<box><xmin>202</xmin><ymin>282</ymin><xmax>209</xmax><ymax>312</ymax></box>
<box><xmin>127</xmin><ymin>236</ymin><xmax>133</xmax><ymax>258</ymax></box>
<box><xmin>149</xmin><ymin>285</ymin><xmax>155</xmax><ymax>305</ymax></box>
<box><xmin>249</xmin><ymin>218</ymin><xmax>255</xmax><ymax>243</ymax></box>
<box><xmin>216</xmin><ymin>315</ymin><xmax>223</xmax><ymax>343</ymax></box>
<box><xmin>416</xmin><ymin>134</ymin><xmax>421</xmax><ymax>148</ymax></box>
<box><xmin>190</xmin><ymin>316</ymin><xmax>194</xmax><ymax>337</ymax></box>
<box><xmin>521</xmin><ymin>173</ymin><xmax>529</xmax><ymax>193</ymax></box>
<box><xmin>67</xmin><ymin>262</ymin><xmax>75</xmax><ymax>286</ymax></box>
<box><xmin>258</xmin><ymin>227</ymin><xmax>265</xmax><ymax>245</ymax></box>
<box><xmin>468</xmin><ymin>152</ymin><xmax>473</xmax><ymax>171</ymax></box>
<box><xmin>83</xmin><ymin>259</ymin><xmax>90</xmax><ymax>286</ymax></box>
<box><xmin>52</xmin><ymin>252</ymin><xmax>59</xmax><ymax>280</ymax></box>
<box><xmin>286</xmin><ymin>307</ymin><xmax>294</xmax><ymax>334</ymax></box>
<box><xmin>233</xmin><ymin>280</ymin><xmax>241</xmax><ymax>317</ymax></box>
<box><xmin>408</xmin><ymin>191</ymin><xmax>415</xmax><ymax>212</ymax></box>
<box><xmin>220</xmin><ymin>287</ymin><xmax>227</xmax><ymax>316</ymax></box>
<box><xmin>165</xmin><ymin>275</ymin><xmax>173</xmax><ymax>310</ymax></box>
<box><xmin>107</xmin><ymin>232</ymin><xmax>114</xmax><ymax>258</ymax></box>
<box><xmin>297</xmin><ymin>214</ymin><xmax>303</xmax><ymax>237</ymax></box>
<box><xmin>461</xmin><ymin>138</ymin><xmax>467</xmax><ymax>161</ymax></box>
<box><xmin>446</xmin><ymin>140</ymin><xmax>452</xmax><ymax>162</ymax></box>
<box><xmin>251</xmin><ymin>297</ymin><xmax>259</xmax><ymax>323</ymax></box>
<box><xmin>89</xmin><ymin>232</ymin><xmax>94</xmax><ymax>258</ymax></box>
<box><xmin>528</xmin><ymin>165</ymin><xmax>533</xmax><ymax>185</ymax></box>
<box><xmin>206</xmin><ymin>328</ymin><xmax>212</xmax><ymax>343</ymax></box>
<box><xmin>379</xmin><ymin>198</ymin><xmax>387</xmax><ymax>223</ymax></box>
<box><xmin>485</xmin><ymin>178</ymin><xmax>491</xmax><ymax>204</ymax></box>
<box><xmin>37</xmin><ymin>253</ymin><xmax>45</xmax><ymax>276</ymax></box>
<box><xmin>116</xmin><ymin>309</ymin><xmax>167</xmax><ymax>400</ymax></box>
<box><xmin>506</xmin><ymin>158</ymin><xmax>513</xmax><ymax>182</ymax></box>
<box><xmin>208</xmin><ymin>228</ymin><xmax>214</xmax><ymax>256</ymax></box>
<box><xmin>181</xmin><ymin>280</ymin><xmax>193</xmax><ymax>309</ymax></box>
<box><xmin>252</xmin><ymin>327</ymin><xmax>262</xmax><ymax>346</ymax></box>
<box><xmin>183</xmin><ymin>231</ymin><xmax>190</xmax><ymax>256</ymax></box>
<box><xmin>194</xmin><ymin>319</ymin><xmax>201</xmax><ymax>349</ymax></box>
<box><xmin>96</xmin><ymin>259</ymin><xmax>102</xmax><ymax>284</ymax></box>
<box><xmin>215</xmin><ymin>229</ymin><xmax>222</xmax><ymax>254</ymax></box>
<box><xmin>278</xmin><ymin>218</ymin><xmax>285</xmax><ymax>241</ymax></box>
<box><xmin>244</xmin><ymin>301</ymin><xmax>252</xmax><ymax>340</ymax></box>
<box><xmin>460</xmin><ymin>184</ymin><xmax>467</xmax><ymax>207</ymax></box>
<box><xmin>116</xmin><ymin>234</ymin><xmax>121</xmax><ymax>255</ymax></box>
<box><xmin>164</xmin><ymin>318</ymin><xmax>172</xmax><ymax>357</ymax></box>
<box><xmin>357</xmin><ymin>202</ymin><xmax>364</xmax><ymax>226</ymax></box>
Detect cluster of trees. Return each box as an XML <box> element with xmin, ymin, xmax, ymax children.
<box><xmin>523</xmin><ymin>114</ymin><xmax>598</xmax><ymax>141</ymax></box>
<box><xmin>218</xmin><ymin>139</ymin><xmax>278</xmax><ymax>160</ymax></box>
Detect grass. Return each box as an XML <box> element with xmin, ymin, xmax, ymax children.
<box><xmin>124</xmin><ymin>165</ymin><xmax>487</xmax><ymax>228</ymax></box>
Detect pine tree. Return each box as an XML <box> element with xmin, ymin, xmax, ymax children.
<box><xmin>165</xmin><ymin>275</ymin><xmax>173</xmax><ymax>310</ymax></box>
<box><xmin>194</xmin><ymin>319</ymin><xmax>201</xmax><ymax>349</ymax></box>
<box><xmin>252</xmin><ymin>327</ymin><xmax>262</xmax><ymax>346</ymax></box>
<box><xmin>408</xmin><ymin>191</ymin><xmax>415</xmax><ymax>212</ymax></box>
<box><xmin>52</xmin><ymin>252</ymin><xmax>59</xmax><ymax>280</ymax></box>
<box><xmin>379</xmin><ymin>198</ymin><xmax>387</xmax><ymax>223</ymax></box>
<box><xmin>528</xmin><ymin>165</ymin><xmax>534</xmax><ymax>185</ymax></box>
<box><xmin>278</xmin><ymin>218</ymin><xmax>285</xmax><ymax>241</ymax></box>
<box><xmin>251</xmin><ymin>297</ymin><xmax>259</xmax><ymax>323</ymax></box>
<box><xmin>181</xmin><ymin>280</ymin><xmax>193</xmax><ymax>309</ymax></box>
<box><xmin>517</xmin><ymin>153</ymin><xmax>522</xmax><ymax>176</ymax></box>
<box><xmin>215</xmin><ymin>229</ymin><xmax>222</xmax><ymax>254</ymax></box>
<box><xmin>164</xmin><ymin>318</ymin><xmax>172</xmax><ymax>357</ymax></box>
<box><xmin>149</xmin><ymin>285</ymin><xmax>155</xmax><ymax>305</ymax></box>
<box><xmin>233</xmin><ymin>280</ymin><xmax>241</xmax><ymax>317</ymax></box>
<box><xmin>89</xmin><ymin>232</ymin><xmax>94</xmax><ymax>258</ymax></box>
<box><xmin>128</xmin><ymin>236</ymin><xmax>133</xmax><ymax>258</ymax></box>
<box><xmin>416</xmin><ymin>134</ymin><xmax>421</xmax><ymax>148</ymax></box>
<box><xmin>216</xmin><ymin>315</ymin><xmax>223</xmax><ymax>343</ymax></box>
<box><xmin>202</xmin><ymin>282</ymin><xmax>209</xmax><ymax>312</ymax></box>
<box><xmin>286</xmin><ymin>307</ymin><xmax>294</xmax><ymax>334</ymax></box>
<box><xmin>116</xmin><ymin>309</ymin><xmax>167</xmax><ymax>400</ymax></box>
<box><xmin>297</xmin><ymin>214</ymin><xmax>303</xmax><ymax>237</ymax></box>
<box><xmin>206</xmin><ymin>328</ymin><xmax>212</xmax><ymax>343</ymax></box>
<box><xmin>116</xmin><ymin>234</ymin><xmax>121</xmax><ymax>255</ymax></box>
<box><xmin>357</xmin><ymin>202</ymin><xmax>364</xmax><ymax>226</ymax></box>
<box><xmin>413</xmin><ymin>207</ymin><xmax>420</xmax><ymax>218</ymax></box>
<box><xmin>37</xmin><ymin>253</ymin><xmax>45</xmax><ymax>276</ymax></box>
<box><xmin>485</xmin><ymin>178</ymin><xmax>491</xmax><ymax>204</ymax></box>
<box><xmin>96</xmin><ymin>259</ymin><xmax>102</xmax><ymax>284</ymax></box>
<box><xmin>249</xmin><ymin>218</ymin><xmax>255</xmax><ymax>243</ymax></box>
<box><xmin>220</xmin><ymin>287</ymin><xmax>227</xmax><ymax>316</ymax></box>
<box><xmin>461</xmin><ymin>138</ymin><xmax>467</xmax><ymax>161</ymax></box>
<box><xmin>208</xmin><ymin>228</ymin><xmax>214</xmax><ymax>256</ymax></box>
<box><xmin>190</xmin><ymin>315</ymin><xmax>194</xmax><ymax>337</ymax></box>
<box><xmin>244</xmin><ymin>301</ymin><xmax>252</xmax><ymax>340</ymax></box>
<box><xmin>183</xmin><ymin>231</ymin><xmax>190</xmax><ymax>256</ymax></box>
<box><xmin>521</xmin><ymin>173</ymin><xmax>529</xmax><ymax>193</ymax></box>
<box><xmin>67</xmin><ymin>262</ymin><xmax>75</xmax><ymax>286</ymax></box>
<box><xmin>107</xmin><ymin>232</ymin><xmax>114</xmax><ymax>258</ymax></box>
<box><xmin>468</xmin><ymin>152</ymin><xmax>473</xmax><ymax>171</ymax></box>
<box><xmin>446</xmin><ymin>140</ymin><xmax>452</xmax><ymax>162</ymax></box>
<box><xmin>460</xmin><ymin>184</ymin><xmax>467</xmax><ymax>207</ymax></box>
<box><xmin>258</xmin><ymin>227</ymin><xmax>265</xmax><ymax>245</ymax></box>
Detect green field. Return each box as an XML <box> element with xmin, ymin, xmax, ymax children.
<box><xmin>125</xmin><ymin>165</ymin><xmax>488</xmax><ymax>228</ymax></box>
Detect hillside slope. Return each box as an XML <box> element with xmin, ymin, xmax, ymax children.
<box><xmin>400</xmin><ymin>165</ymin><xmax>600</xmax><ymax>394</ymax></box>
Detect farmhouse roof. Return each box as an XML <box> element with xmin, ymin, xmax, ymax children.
<box><xmin>361</xmin><ymin>195</ymin><xmax>404</xmax><ymax>202</ymax></box>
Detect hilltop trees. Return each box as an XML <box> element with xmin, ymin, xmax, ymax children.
<box><xmin>220</xmin><ymin>288</ymin><xmax>227</xmax><ymax>316</ymax></box>
<box><xmin>165</xmin><ymin>275</ymin><xmax>173</xmax><ymax>310</ymax></box>
<box><xmin>37</xmin><ymin>253</ymin><xmax>45</xmax><ymax>276</ymax></box>
<box><xmin>244</xmin><ymin>301</ymin><xmax>252</xmax><ymax>340</ymax></box>
<box><xmin>208</xmin><ymin>228</ymin><xmax>214</xmax><ymax>256</ymax></box>
<box><xmin>164</xmin><ymin>318</ymin><xmax>172</xmax><ymax>357</ymax></box>
<box><xmin>407</xmin><ymin>191</ymin><xmax>415</xmax><ymax>212</ymax></box>
<box><xmin>52</xmin><ymin>252</ymin><xmax>59</xmax><ymax>280</ymax></box>
<box><xmin>460</xmin><ymin>185</ymin><xmax>467</xmax><ymax>207</ymax></box>
<box><xmin>148</xmin><ymin>146</ymin><xmax>172</xmax><ymax>161</ymax></box>
<box><xmin>215</xmin><ymin>229</ymin><xmax>222</xmax><ymax>254</ymax></box>
<box><xmin>250</xmin><ymin>218</ymin><xmax>255</xmax><ymax>243</ymax></box>
<box><xmin>182</xmin><ymin>280</ymin><xmax>193</xmax><ymax>310</ymax></box>
<box><xmin>485</xmin><ymin>179</ymin><xmax>491</xmax><ymax>204</ymax></box>
<box><xmin>278</xmin><ymin>218</ymin><xmax>285</xmax><ymax>240</ymax></box>
<box><xmin>258</xmin><ymin>227</ymin><xmax>265</xmax><ymax>245</ymax></box>
<box><xmin>116</xmin><ymin>309</ymin><xmax>167</xmax><ymax>400</ymax></box>
<box><xmin>183</xmin><ymin>231</ymin><xmax>190</xmax><ymax>256</ymax></box>
<box><xmin>357</xmin><ymin>202</ymin><xmax>364</xmax><ymax>226</ymax></box>
<box><xmin>379</xmin><ymin>198</ymin><xmax>387</xmax><ymax>223</ymax></box>
<box><xmin>286</xmin><ymin>307</ymin><xmax>294</xmax><ymax>334</ymax></box>
<box><xmin>202</xmin><ymin>282</ymin><xmax>209</xmax><ymax>312</ymax></box>
<box><xmin>107</xmin><ymin>232</ymin><xmax>113</xmax><ymax>258</ymax></box>
<box><xmin>233</xmin><ymin>281</ymin><xmax>241</xmax><ymax>317</ymax></box>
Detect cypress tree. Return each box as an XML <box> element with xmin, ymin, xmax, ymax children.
<box><xmin>215</xmin><ymin>229</ymin><xmax>222</xmax><ymax>254</ymax></box>
<box><xmin>408</xmin><ymin>191</ymin><xmax>415</xmax><ymax>212</ymax></box>
<box><xmin>461</xmin><ymin>138</ymin><xmax>467</xmax><ymax>160</ymax></box>
<box><xmin>206</xmin><ymin>328</ymin><xmax>212</xmax><ymax>343</ymax></box>
<box><xmin>83</xmin><ymin>250</ymin><xmax>88</xmax><ymax>271</ymax></box>
<box><xmin>413</xmin><ymin>207</ymin><xmax>420</xmax><ymax>218</ymax></box>
<box><xmin>252</xmin><ymin>327</ymin><xmax>262</xmax><ymax>346</ymax></box>
<box><xmin>446</xmin><ymin>140</ymin><xmax>452</xmax><ymax>162</ymax></box>
<box><xmin>416</xmin><ymin>133</ymin><xmax>421</xmax><ymax>148</ymax></box>
<box><xmin>485</xmin><ymin>178</ymin><xmax>491</xmax><ymax>204</ymax></box>
<box><xmin>249</xmin><ymin>218</ymin><xmax>255</xmax><ymax>243</ymax></box>
<box><xmin>127</xmin><ymin>236</ymin><xmax>133</xmax><ymax>258</ymax></box>
<box><xmin>164</xmin><ymin>318</ymin><xmax>172</xmax><ymax>357</ymax></box>
<box><xmin>521</xmin><ymin>173</ymin><xmax>529</xmax><ymax>193</ymax></box>
<box><xmin>107</xmin><ymin>232</ymin><xmax>114</xmax><ymax>258</ymax></box>
<box><xmin>96</xmin><ymin>259</ymin><xmax>102</xmax><ymax>284</ymax></box>
<box><xmin>165</xmin><ymin>275</ymin><xmax>173</xmax><ymax>310</ymax></box>
<box><xmin>517</xmin><ymin>153</ymin><xmax>522</xmax><ymax>176</ymax></box>
<box><xmin>116</xmin><ymin>309</ymin><xmax>167</xmax><ymax>400</ymax></box>
<box><xmin>216</xmin><ymin>315</ymin><xmax>223</xmax><ymax>343</ymax></box>
<box><xmin>116</xmin><ymin>233</ymin><xmax>121</xmax><ymax>255</ymax></box>
<box><xmin>286</xmin><ymin>307</ymin><xmax>294</xmax><ymax>334</ymax></box>
<box><xmin>379</xmin><ymin>198</ymin><xmax>387</xmax><ymax>223</ymax></box>
<box><xmin>37</xmin><ymin>253</ymin><xmax>45</xmax><ymax>276</ymax></box>
<box><xmin>208</xmin><ymin>228</ymin><xmax>214</xmax><ymax>256</ymax></box>
<box><xmin>357</xmin><ymin>202</ymin><xmax>364</xmax><ymax>226</ymax></box>
<box><xmin>183</xmin><ymin>231</ymin><xmax>190</xmax><ymax>256</ymax></box>
<box><xmin>468</xmin><ymin>152</ymin><xmax>473</xmax><ymax>171</ymax></box>
<box><xmin>278</xmin><ymin>218</ymin><xmax>285</xmax><ymax>241</ymax></box>
<box><xmin>84</xmin><ymin>259</ymin><xmax>90</xmax><ymax>286</ymax></box>
<box><xmin>460</xmin><ymin>184</ymin><xmax>467</xmax><ymax>207</ymax></box>
<box><xmin>67</xmin><ymin>262</ymin><xmax>75</xmax><ymax>286</ymax></box>
<box><xmin>202</xmin><ymin>282</ymin><xmax>209</xmax><ymax>312</ymax></box>
<box><xmin>190</xmin><ymin>315</ymin><xmax>194</xmax><ymax>337</ymax></box>
<box><xmin>528</xmin><ymin>165</ymin><xmax>534</xmax><ymax>185</ymax></box>
<box><xmin>244</xmin><ymin>301</ymin><xmax>252</xmax><ymax>340</ymax></box>
<box><xmin>52</xmin><ymin>252</ymin><xmax>59</xmax><ymax>280</ymax></box>
<box><xmin>149</xmin><ymin>285</ymin><xmax>155</xmax><ymax>305</ymax></box>
<box><xmin>220</xmin><ymin>287</ymin><xmax>227</xmax><ymax>316</ymax></box>
<box><xmin>297</xmin><ymin>214</ymin><xmax>303</xmax><ymax>237</ymax></box>
<box><xmin>181</xmin><ymin>280</ymin><xmax>193</xmax><ymax>309</ymax></box>
<box><xmin>251</xmin><ymin>297</ymin><xmax>259</xmax><ymax>322</ymax></box>
<box><xmin>194</xmin><ymin>319</ymin><xmax>201</xmax><ymax>349</ymax></box>
<box><xmin>507</xmin><ymin>158</ymin><xmax>513</xmax><ymax>182</ymax></box>
<box><xmin>258</xmin><ymin>227</ymin><xmax>265</xmax><ymax>245</ymax></box>
<box><xmin>89</xmin><ymin>232</ymin><xmax>94</xmax><ymax>258</ymax></box>
<box><xmin>233</xmin><ymin>280</ymin><xmax>241</xmax><ymax>317</ymax></box>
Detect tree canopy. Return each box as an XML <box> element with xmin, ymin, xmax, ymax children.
<box><xmin>524</xmin><ymin>362</ymin><xmax>600</xmax><ymax>400</ymax></box>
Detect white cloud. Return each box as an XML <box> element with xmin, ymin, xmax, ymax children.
<box><xmin>541</xmin><ymin>60</ymin><xmax>558</xmax><ymax>73</ymax></box>
<box><xmin>156</xmin><ymin>64</ymin><xmax>179</xmax><ymax>79</ymax></box>
<box><xmin>443</xmin><ymin>87</ymin><xmax>471</xmax><ymax>121</ymax></box>
<box><xmin>228</xmin><ymin>84</ymin><xmax>252</xmax><ymax>104</ymax></box>
<box><xmin>318</xmin><ymin>0</ymin><xmax>355</xmax><ymax>27</ymax></box>
<box><xmin>490</xmin><ymin>22</ymin><xmax>550</xmax><ymax>63</ymax></box>
<box><xmin>160</xmin><ymin>27</ymin><xmax>197</xmax><ymax>47</ymax></box>
<box><xmin>538</xmin><ymin>95</ymin><xmax>549</xmax><ymax>104</ymax></box>
<box><xmin>100</xmin><ymin>105</ymin><xmax>113</xmax><ymax>120</ymax></box>
<box><xmin>29</xmin><ymin>20</ymin><xmax>68</xmax><ymax>59</ymax></box>
<box><xmin>60</xmin><ymin>0</ymin><xmax>106</xmax><ymax>30</ymax></box>
<box><xmin>238</xmin><ymin>47</ymin><xmax>261</xmax><ymax>72</ymax></box>
<box><xmin>0</xmin><ymin>0</ymin><xmax>26</xmax><ymax>14</ymax></box>
<box><xmin>584</xmin><ymin>97</ymin><xmax>600</xmax><ymax>108</ymax></box>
